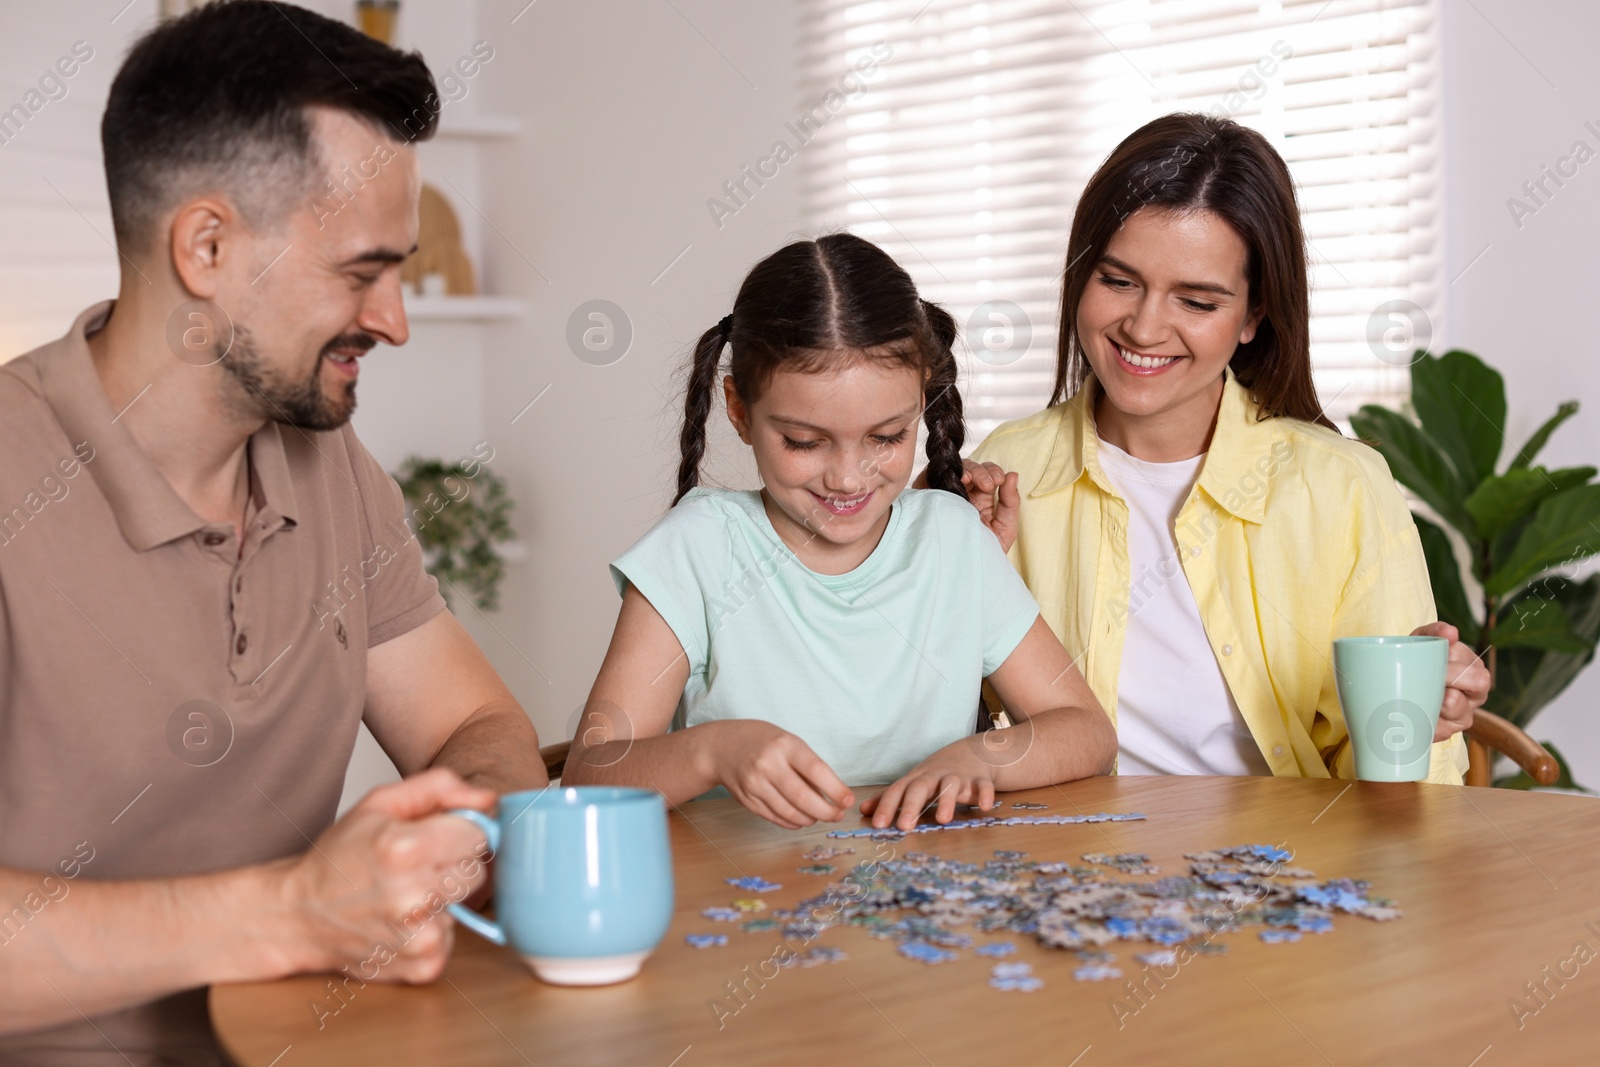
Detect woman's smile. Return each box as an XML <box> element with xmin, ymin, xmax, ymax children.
<box><xmin>1110</xmin><ymin>339</ymin><xmax>1185</xmax><ymax>376</ymax></box>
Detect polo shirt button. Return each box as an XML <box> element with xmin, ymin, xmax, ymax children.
<box><xmin>203</xmin><ymin>532</ymin><xmax>226</xmax><ymax>546</ymax></box>
<box><xmin>1189</xmin><ymin>544</ymin><xmax>1202</xmax><ymax>558</ymax></box>
<box><xmin>1221</xmin><ymin>643</ymin><xmax>1233</xmax><ymax>656</ymax></box>
<box><xmin>1272</xmin><ymin>744</ymin><xmax>1286</xmax><ymax>758</ymax></box>
<box><xmin>236</xmin><ymin>633</ymin><xmax>248</xmax><ymax>655</ymax></box>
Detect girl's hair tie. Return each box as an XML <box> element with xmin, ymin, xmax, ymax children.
<box><xmin>718</xmin><ymin>314</ymin><xmax>734</xmax><ymax>339</ymax></box>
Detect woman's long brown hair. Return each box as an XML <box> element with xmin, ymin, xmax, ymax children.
<box><xmin>676</xmin><ymin>233</ymin><xmax>965</xmax><ymax>504</ymax></box>
<box><xmin>1053</xmin><ymin>112</ymin><xmax>1334</xmax><ymax>431</ymax></box>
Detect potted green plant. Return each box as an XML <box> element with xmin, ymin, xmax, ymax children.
<box><xmin>393</xmin><ymin>456</ymin><xmax>516</xmax><ymax>613</ymax></box>
<box><xmin>1350</xmin><ymin>351</ymin><xmax>1600</xmax><ymax>789</ymax></box>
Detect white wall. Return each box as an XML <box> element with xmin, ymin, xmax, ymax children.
<box><xmin>1441</xmin><ymin>0</ymin><xmax>1600</xmax><ymax>785</ymax></box>
<box><xmin>463</xmin><ymin>0</ymin><xmax>791</xmax><ymax>753</ymax></box>
<box><xmin>348</xmin><ymin>0</ymin><xmax>801</xmax><ymax>806</ymax></box>
<box><xmin>0</xmin><ymin>4</ymin><xmax>134</xmax><ymax>355</ymax></box>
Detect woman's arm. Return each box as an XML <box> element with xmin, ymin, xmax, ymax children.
<box><xmin>958</xmin><ymin>459</ymin><xmax>1022</xmax><ymax>552</ymax></box>
<box><xmin>918</xmin><ymin>459</ymin><xmax>1023</xmax><ymax>551</ymax></box>
<box><xmin>1312</xmin><ymin>468</ymin><xmax>1474</xmax><ymax>783</ymax></box>
<box><xmin>861</xmin><ymin>616</ymin><xmax>1116</xmax><ymax>829</ymax></box>
<box><xmin>564</xmin><ymin>586</ymin><xmax>856</xmax><ymax>828</ymax></box>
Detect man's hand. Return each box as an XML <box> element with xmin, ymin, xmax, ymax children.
<box><xmin>704</xmin><ymin>721</ymin><xmax>854</xmax><ymax>830</ymax></box>
<box><xmin>277</xmin><ymin>768</ymin><xmax>497</xmax><ymax>984</ymax></box>
<box><xmin>1412</xmin><ymin>621</ymin><xmax>1487</xmax><ymax>742</ymax></box>
<box><xmin>960</xmin><ymin>460</ymin><xmax>1021</xmax><ymax>553</ymax></box>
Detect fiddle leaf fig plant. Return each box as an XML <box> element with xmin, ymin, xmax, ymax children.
<box><xmin>394</xmin><ymin>456</ymin><xmax>515</xmax><ymax>613</ymax></box>
<box><xmin>1349</xmin><ymin>350</ymin><xmax>1600</xmax><ymax>790</ymax></box>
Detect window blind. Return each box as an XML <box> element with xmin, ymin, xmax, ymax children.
<box><xmin>800</xmin><ymin>0</ymin><xmax>1442</xmax><ymax>441</ymax></box>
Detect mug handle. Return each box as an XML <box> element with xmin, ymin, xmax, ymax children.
<box><xmin>444</xmin><ymin>808</ymin><xmax>506</xmax><ymax>946</ymax></box>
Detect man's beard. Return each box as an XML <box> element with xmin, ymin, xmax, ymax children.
<box><xmin>219</xmin><ymin>325</ymin><xmax>369</xmax><ymax>431</ymax></box>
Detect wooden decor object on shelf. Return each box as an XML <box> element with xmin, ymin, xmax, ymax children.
<box><xmin>401</xmin><ymin>183</ymin><xmax>477</xmax><ymax>297</ymax></box>
<box><xmin>159</xmin><ymin>0</ymin><xmax>208</xmax><ymax>18</ymax></box>
<box><xmin>355</xmin><ymin>0</ymin><xmax>400</xmax><ymax>44</ymax></box>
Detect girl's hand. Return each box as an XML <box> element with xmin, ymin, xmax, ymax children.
<box><xmin>1411</xmin><ymin>621</ymin><xmax>1486</xmax><ymax>741</ymax></box>
<box><xmin>706</xmin><ymin>721</ymin><xmax>855</xmax><ymax>830</ymax></box>
<box><xmin>960</xmin><ymin>460</ymin><xmax>1021</xmax><ymax>553</ymax></box>
<box><xmin>861</xmin><ymin>756</ymin><xmax>999</xmax><ymax>831</ymax></box>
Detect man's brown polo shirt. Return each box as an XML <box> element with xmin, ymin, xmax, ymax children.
<box><xmin>0</xmin><ymin>303</ymin><xmax>446</xmax><ymax>1064</ymax></box>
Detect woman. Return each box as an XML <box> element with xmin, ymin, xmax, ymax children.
<box><xmin>963</xmin><ymin>113</ymin><xmax>1486</xmax><ymax>782</ymax></box>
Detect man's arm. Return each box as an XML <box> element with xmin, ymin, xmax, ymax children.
<box><xmin>0</xmin><ymin>770</ymin><xmax>494</xmax><ymax>1035</ymax></box>
<box><xmin>364</xmin><ymin>610</ymin><xmax>549</xmax><ymax>793</ymax></box>
<box><xmin>0</xmin><ymin>861</ymin><xmax>295</xmax><ymax>1034</ymax></box>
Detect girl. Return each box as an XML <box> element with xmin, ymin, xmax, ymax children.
<box><xmin>961</xmin><ymin>113</ymin><xmax>1488</xmax><ymax>783</ymax></box>
<box><xmin>564</xmin><ymin>234</ymin><xmax>1116</xmax><ymax>830</ymax></box>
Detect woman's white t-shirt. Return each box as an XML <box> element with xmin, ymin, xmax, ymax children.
<box><xmin>1095</xmin><ymin>438</ymin><xmax>1271</xmax><ymax>776</ymax></box>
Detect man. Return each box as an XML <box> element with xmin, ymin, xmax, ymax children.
<box><xmin>0</xmin><ymin>3</ymin><xmax>545</xmax><ymax>1062</ymax></box>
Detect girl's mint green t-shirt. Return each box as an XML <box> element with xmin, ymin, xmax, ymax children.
<box><xmin>610</xmin><ymin>487</ymin><xmax>1040</xmax><ymax>787</ymax></box>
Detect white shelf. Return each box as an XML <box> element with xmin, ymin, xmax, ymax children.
<box><xmin>435</xmin><ymin>114</ymin><xmax>522</xmax><ymax>140</ymax></box>
<box><xmin>405</xmin><ymin>295</ymin><xmax>526</xmax><ymax>322</ymax></box>
<box><xmin>494</xmin><ymin>540</ymin><xmax>530</xmax><ymax>564</ymax></box>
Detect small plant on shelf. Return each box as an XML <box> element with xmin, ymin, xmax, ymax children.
<box><xmin>394</xmin><ymin>455</ymin><xmax>515</xmax><ymax>613</ymax></box>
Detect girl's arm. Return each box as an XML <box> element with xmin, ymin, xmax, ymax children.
<box><xmin>862</xmin><ymin>616</ymin><xmax>1116</xmax><ymax>829</ymax></box>
<box><xmin>564</xmin><ymin>586</ymin><xmax>856</xmax><ymax>828</ymax></box>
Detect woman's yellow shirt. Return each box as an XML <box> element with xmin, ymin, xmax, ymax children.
<box><xmin>971</xmin><ymin>372</ymin><xmax>1468</xmax><ymax>784</ymax></box>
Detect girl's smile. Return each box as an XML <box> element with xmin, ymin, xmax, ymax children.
<box><xmin>810</xmin><ymin>488</ymin><xmax>874</xmax><ymax>516</ymax></box>
<box><xmin>725</xmin><ymin>358</ymin><xmax>924</xmax><ymax>576</ymax></box>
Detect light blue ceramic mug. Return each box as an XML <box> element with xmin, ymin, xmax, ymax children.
<box><xmin>1333</xmin><ymin>635</ymin><xmax>1448</xmax><ymax>782</ymax></box>
<box><xmin>447</xmin><ymin>786</ymin><xmax>673</xmax><ymax>986</ymax></box>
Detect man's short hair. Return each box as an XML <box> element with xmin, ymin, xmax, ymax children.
<box><xmin>102</xmin><ymin>0</ymin><xmax>438</xmax><ymax>254</ymax></box>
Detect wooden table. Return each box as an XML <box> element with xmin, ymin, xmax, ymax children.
<box><xmin>213</xmin><ymin>776</ymin><xmax>1599</xmax><ymax>1066</ymax></box>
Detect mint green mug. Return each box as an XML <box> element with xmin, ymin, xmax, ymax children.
<box><xmin>1333</xmin><ymin>636</ymin><xmax>1448</xmax><ymax>781</ymax></box>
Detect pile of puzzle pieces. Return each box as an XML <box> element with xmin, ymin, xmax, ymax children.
<box><xmin>685</xmin><ymin>811</ymin><xmax>1402</xmax><ymax>993</ymax></box>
